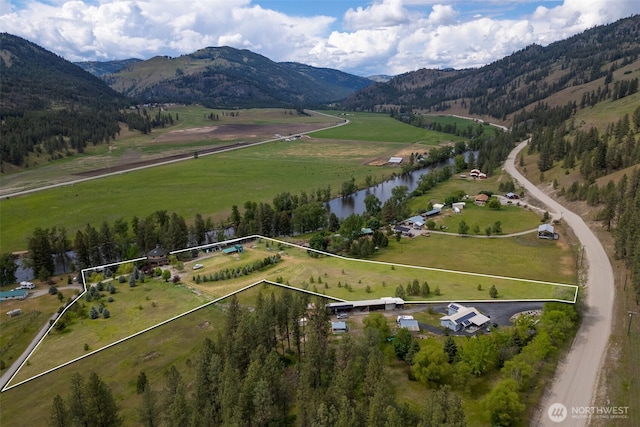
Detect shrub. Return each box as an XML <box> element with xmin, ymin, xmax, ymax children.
<box><xmin>89</xmin><ymin>306</ymin><xmax>99</xmax><ymax>319</ymax></box>
<box><xmin>103</xmin><ymin>308</ymin><xmax>110</xmax><ymax>319</ymax></box>
<box><xmin>48</xmin><ymin>285</ymin><xmax>58</xmax><ymax>295</ymax></box>
<box><xmin>489</xmin><ymin>285</ymin><xmax>498</xmax><ymax>298</ymax></box>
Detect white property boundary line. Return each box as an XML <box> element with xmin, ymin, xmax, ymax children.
<box><xmin>1</xmin><ymin>235</ymin><xmax>578</xmax><ymax>392</ymax></box>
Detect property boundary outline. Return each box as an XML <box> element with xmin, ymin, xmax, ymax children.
<box><xmin>1</xmin><ymin>234</ymin><xmax>578</xmax><ymax>392</ymax></box>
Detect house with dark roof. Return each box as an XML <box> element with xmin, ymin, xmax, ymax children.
<box><xmin>147</xmin><ymin>245</ymin><xmax>168</xmax><ymax>266</ymax></box>
<box><xmin>394</xmin><ymin>225</ymin><xmax>411</xmax><ymax>236</ymax></box>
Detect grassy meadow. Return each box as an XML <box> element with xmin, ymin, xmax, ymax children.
<box><xmin>312</xmin><ymin>111</ymin><xmax>461</xmax><ymax>145</ymax></box>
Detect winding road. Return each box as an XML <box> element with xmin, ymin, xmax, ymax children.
<box><xmin>505</xmin><ymin>140</ymin><xmax>614</xmax><ymax>426</ymax></box>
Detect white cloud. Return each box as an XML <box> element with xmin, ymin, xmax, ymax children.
<box><xmin>0</xmin><ymin>0</ymin><xmax>637</xmax><ymax>75</ymax></box>
<box><xmin>344</xmin><ymin>0</ymin><xmax>410</xmax><ymax>31</ymax></box>
<box><xmin>427</xmin><ymin>4</ymin><xmax>458</xmax><ymax>25</ymax></box>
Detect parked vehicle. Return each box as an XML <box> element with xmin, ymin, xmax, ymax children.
<box><xmin>18</xmin><ymin>281</ymin><xmax>35</xmax><ymax>289</ymax></box>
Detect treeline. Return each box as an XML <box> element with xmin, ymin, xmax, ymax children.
<box><xmin>0</xmin><ymin>107</ymin><xmax>176</xmax><ymax>167</ymax></box>
<box><xmin>0</xmin><ymin>109</ymin><xmax>121</xmax><ymax>166</ymax></box>
<box><xmin>580</xmin><ymin>76</ymin><xmax>639</xmax><ymax>107</ymax></box>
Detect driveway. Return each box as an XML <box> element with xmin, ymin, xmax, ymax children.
<box><xmin>505</xmin><ymin>140</ymin><xmax>614</xmax><ymax>427</ymax></box>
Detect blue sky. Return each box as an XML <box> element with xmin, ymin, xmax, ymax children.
<box><xmin>1</xmin><ymin>0</ymin><xmax>637</xmax><ymax>75</ymax></box>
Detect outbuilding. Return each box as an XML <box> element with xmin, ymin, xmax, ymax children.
<box><xmin>394</xmin><ymin>225</ymin><xmax>411</xmax><ymax>236</ymax></box>
<box><xmin>331</xmin><ymin>321</ymin><xmax>348</xmax><ymax>334</ymax></box>
<box><xmin>7</xmin><ymin>308</ymin><xmax>22</xmax><ymax>317</ymax></box>
<box><xmin>538</xmin><ymin>224</ymin><xmax>558</xmax><ymax>240</ymax></box>
<box><xmin>399</xmin><ymin>318</ymin><xmax>420</xmax><ymax>332</ymax></box>
<box><xmin>0</xmin><ymin>289</ymin><xmax>29</xmax><ymax>301</ymax></box>
<box><xmin>474</xmin><ymin>194</ymin><xmax>489</xmax><ymax>205</ymax></box>
<box><xmin>222</xmin><ymin>244</ymin><xmax>244</xmax><ymax>254</ymax></box>
<box><xmin>327</xmin><ymin>297</ymin><xmax>405</xmax><ymax>314</ymax></box>
<box><xmin>407</xmin><ymin>215</ymin><xmax>425</xmax><ymax>229</ymax></box>
<box><xmin>424</xmin><ymin>208</ymin><xmax>441</xmax><ymax>218</ymax></box>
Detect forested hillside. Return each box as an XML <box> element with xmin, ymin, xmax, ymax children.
<box><xmin>341</xmin><ymin>15</ymin><xmax>640</xmax><ymax>119</ymax></box>
<box><xmin>0</xmin><ymin>34</ymin><xmax>177</xmax><ymax>169</ymax></box>
<box><xmin>103</xmin><ymin>46</ymin><xmax>373</xmax><ymax>108</ymax></box>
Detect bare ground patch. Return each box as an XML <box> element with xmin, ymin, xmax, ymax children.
<box><xmin>154</xmin><ymin>123</ymin><xmax>331</xmax><ymax>144</ymax></box>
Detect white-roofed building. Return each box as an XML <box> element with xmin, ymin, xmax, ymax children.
<box><xmin>440</xmin><ymin>303</ymin><xmax>490</xmax><ymax>332</ymax></box>
<box><xmin>538</xmin><ymin>223</ymin><xmax>558</xmax><ymax>240</ymax></box>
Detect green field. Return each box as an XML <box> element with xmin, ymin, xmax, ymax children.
<box><xmin>311</xmin><ymin>111</ymin><xmax>461</xmax><ymax>144</ymax></box>
<box><xmin>0</xmin><ymin>110</ymin><xmax>463</xmax><ymax>253</ymax></box>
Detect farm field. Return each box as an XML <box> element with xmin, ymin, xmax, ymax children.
<box><xmin>312</xmin><ymin>111</ymin><xmax>461</xmax><ymax>145</ymax></box>
<box><xmin>0</xmin><ymin>110</ymin><xmax>461</xmax><ymax>253</ymax></box>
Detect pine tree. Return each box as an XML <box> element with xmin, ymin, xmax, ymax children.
<box><xmin>443</xmin><ymin>336</ymin><xmax>458</xmax><ymax>363</ymax></box>
<box><xmin>85</xmin><ymin>371</ymin><xmax>122</xmax><ymax>427</ymax></box>
<box><xmin>47</xmin><ymin>394</ymin><xmax>69</xmax><ymax>427</ymax></box>
<box><xmin>163</xmin><ymin>366</ymin><xmax>190</xmax><ymax>426</ymax></box>
<box><xmin>67</xmin><ymin>373</ymin><xmax>89</xmax><ymax>426</ymax></box>
<box><xmin>138</xmin><ymin>385</ymin><xmax>161</xmax><ymax>427</ymax></box>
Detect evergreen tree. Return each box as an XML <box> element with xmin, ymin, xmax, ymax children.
<box><xmin>443</xmin><ymin>336</ymin><xmax>458</xmax><ymax>363</ymax></box>
<box><xmin>28</xmin><ymin>227</ymin><xmax>55</xmax><ymax>280</ymax></box>
<box><xmin>0</xmin><ymin>253</ymin><xmax>17</xmax><ymax>286</ymax></box>
<box><xmin>136</xmin><ymin>371</ymin><xmax>148</xmax><ymax>394</ymax></box>
<box><xmin>138</xmin><ymin>385</ymin><xmax>161</xmax><ymax>427</ymax></box>
<box><xmin>47</xmin><ymin>394</ymin><xmax>69</xmax><ymax>427</ymax></box>
<box><xmin>67</xmin><ymin>373</ymin><xmax>89</xmax><ymax>426</ymax></box>
<box><xmin>163</xmin><ymin>365</ymin><xmax>191</xmax><ymax>426</ymax></box>
<box><xmin>85</xmin><ymin>372</ymin><xmax>122</xmax><ymax>427</ymax></box>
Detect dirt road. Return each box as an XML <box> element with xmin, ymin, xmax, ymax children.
<box><xmin>505</xmin><ymin>140</ymin><xmax>614</xmax><ymax>426</ymax></box>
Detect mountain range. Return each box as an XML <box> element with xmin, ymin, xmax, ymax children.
<box><xmin>341</xmin><ymin>15</ymin><xmax>640</xmax><ymax>118</ymax></box>
<box><xmin>1</xmin><ymin>15</ymin><xmax>639</xmax><ymax>169</ymax></box>
<box><xmin>77</xmin><ymin>47</ymin><xmax>374</xmax><ymax>108</ymax></box>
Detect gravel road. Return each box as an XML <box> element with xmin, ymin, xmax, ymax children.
<box><xmin>505</xmin><ymin>140</ymin><xmax>615</xmax><ymax>427</ymax></box>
